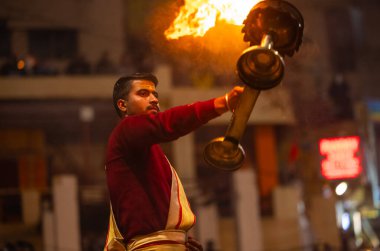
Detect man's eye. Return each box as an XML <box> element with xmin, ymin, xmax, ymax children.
<box><xmin>138</xmin><ymin>91</ymin><xmax>149</xmax><ymax>97</ymax></box>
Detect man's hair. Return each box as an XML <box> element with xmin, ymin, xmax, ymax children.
<box><xmin>113</xmin><ymin>72</ymin><xmax>159</xmax><ymax>117</ymax></box>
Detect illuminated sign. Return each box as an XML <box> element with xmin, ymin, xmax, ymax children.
<box><xmin>319</xmin><ymin>136</ymin><xmax>362</xmax><ymax>180</ymax></box>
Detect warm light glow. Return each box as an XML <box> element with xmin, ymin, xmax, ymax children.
<box><xmin>319</xmin><ymin>136</ymin><xmax>362</xmax><ymax>180</ymax></box>
<box><xmin>165</xmin><ymin>0</ymin><xmax>260</xmax><ymax>39</ymax></box>
<box><xmin>17</xmin><ymin>60</ymin><xmax>25</xmax><ymax>70</ymax></box>
<box><xmin>335</xmin><ymin>182</ymin><xmax>348</xmax><ymax>196</ymax></box>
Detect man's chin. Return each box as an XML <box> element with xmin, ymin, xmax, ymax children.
<box><xmin>147</xmin><ymin>109</ymin><xmax>158</xmax><ymax>115</ymax></box>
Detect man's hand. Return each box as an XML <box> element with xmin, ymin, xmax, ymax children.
<box><xmin>214</xmin><ymin>86</ymin><xmax>244</xmax><ymax>114</ymax></box>
<box><xmin>225</xmin><ymin>86</ymin><xmax>244</xmax><ymax>112</ymax></box>
<box><xmin>186</xmin><ymin>236</ymin><xmax>203</xmax><ymax>251</ymax></box>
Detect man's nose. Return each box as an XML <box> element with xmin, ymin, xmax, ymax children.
<box><xmin>150</xmin><ymin>94</ymin><xmax>158</xmax><ymax>103</ymax></box>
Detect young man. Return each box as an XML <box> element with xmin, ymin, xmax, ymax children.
<box><xmin>104</xmin><ymin>73</ymin><xmax>243</xmax><ymax>251</ymax></box>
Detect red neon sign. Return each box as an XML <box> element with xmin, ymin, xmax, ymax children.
<box><xmin>319</xmin><ymin>136</ymin><xmax>362</xmax><ymax>180</ymax></box>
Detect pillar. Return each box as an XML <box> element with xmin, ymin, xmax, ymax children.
<box><xmin>53</xmin><ymin>175</ymin><xmax>81</xmax><ymax>251</ymax></box>
<box><xmin>233</xmin><ymin>168</ymin><xmax>263</xmax><ymax>251</ymax></box>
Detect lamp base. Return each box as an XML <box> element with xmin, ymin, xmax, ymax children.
<box><xmin>203</xmin><ymin>137</ymin><xmax>245</xmax><ymax>171</ymax></box>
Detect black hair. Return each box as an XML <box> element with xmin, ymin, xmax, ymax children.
<box><xmin>113</xmin><ymin>72</ymin><xmax>159</xmax><ymax>117</ymax></box>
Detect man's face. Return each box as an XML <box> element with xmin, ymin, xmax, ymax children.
<box><xmin>123</xmin><ymin>80</ymin><xmax>159</xmax><ymax>116</ymax></box>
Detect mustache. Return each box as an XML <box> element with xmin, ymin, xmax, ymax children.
<box><xmin>148</xmin><ymin>104</ymin><xmax>160</xmax><ymax>112</ymax></box>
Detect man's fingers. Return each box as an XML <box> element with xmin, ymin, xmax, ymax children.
<box><xmin>227</xmin><ymin>86</ymin><xmax>244</xmax><ymax>111</ymax></box>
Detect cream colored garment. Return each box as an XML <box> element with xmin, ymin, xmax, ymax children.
<box><xmin>104</xmin><ymin>163</ymin><xmax>195</xmax><ymax>251</ymax></box>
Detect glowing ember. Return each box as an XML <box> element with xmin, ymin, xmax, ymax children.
<box><xmin>165</xmin><ymin>0</ymin><xmax>260</xmax><ymax>39</ymax></box>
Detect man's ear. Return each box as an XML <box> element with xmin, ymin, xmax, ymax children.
<box><xmin>117</xmin><ymin>99</ymin><xmax>127</xmax><ymax>114</ymax></box>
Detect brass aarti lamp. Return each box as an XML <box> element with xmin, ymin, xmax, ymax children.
<box><xmin>204</xmin><ymin>0</ymin><xmax>304</xmax><ymax>171</ymax></box>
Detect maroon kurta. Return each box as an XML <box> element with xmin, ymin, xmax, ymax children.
<box><xmin>105</xmin><ymin>99</ymin><xmax>219</xmax><ymax>242</ymax></box>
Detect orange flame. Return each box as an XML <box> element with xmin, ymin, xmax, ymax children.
<box><xmin>165</xmin><ymin>0</ymin><xmax>260</xmax><ymax>39</ymax></box>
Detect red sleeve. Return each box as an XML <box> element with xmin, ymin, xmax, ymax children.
<box><xmin>124</xmin><ymin>98</ymin><xmax>218</xmax><ymax>145</ymax></box>
<box><xmin>107</xmin><ymin>98</ymin><xmax>219</xmax><ymax>162</ymax></box>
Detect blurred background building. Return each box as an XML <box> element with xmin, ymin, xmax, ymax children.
<box><xmin>0</xmin><ymin>0</ymin><xmax>380</xmax><ymax>250</ymax></box>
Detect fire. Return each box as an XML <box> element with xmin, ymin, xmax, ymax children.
<box><xmin>165</xmin><ymin>0</ymin><xmax>260</xmax><ymax>39</ymax></box>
